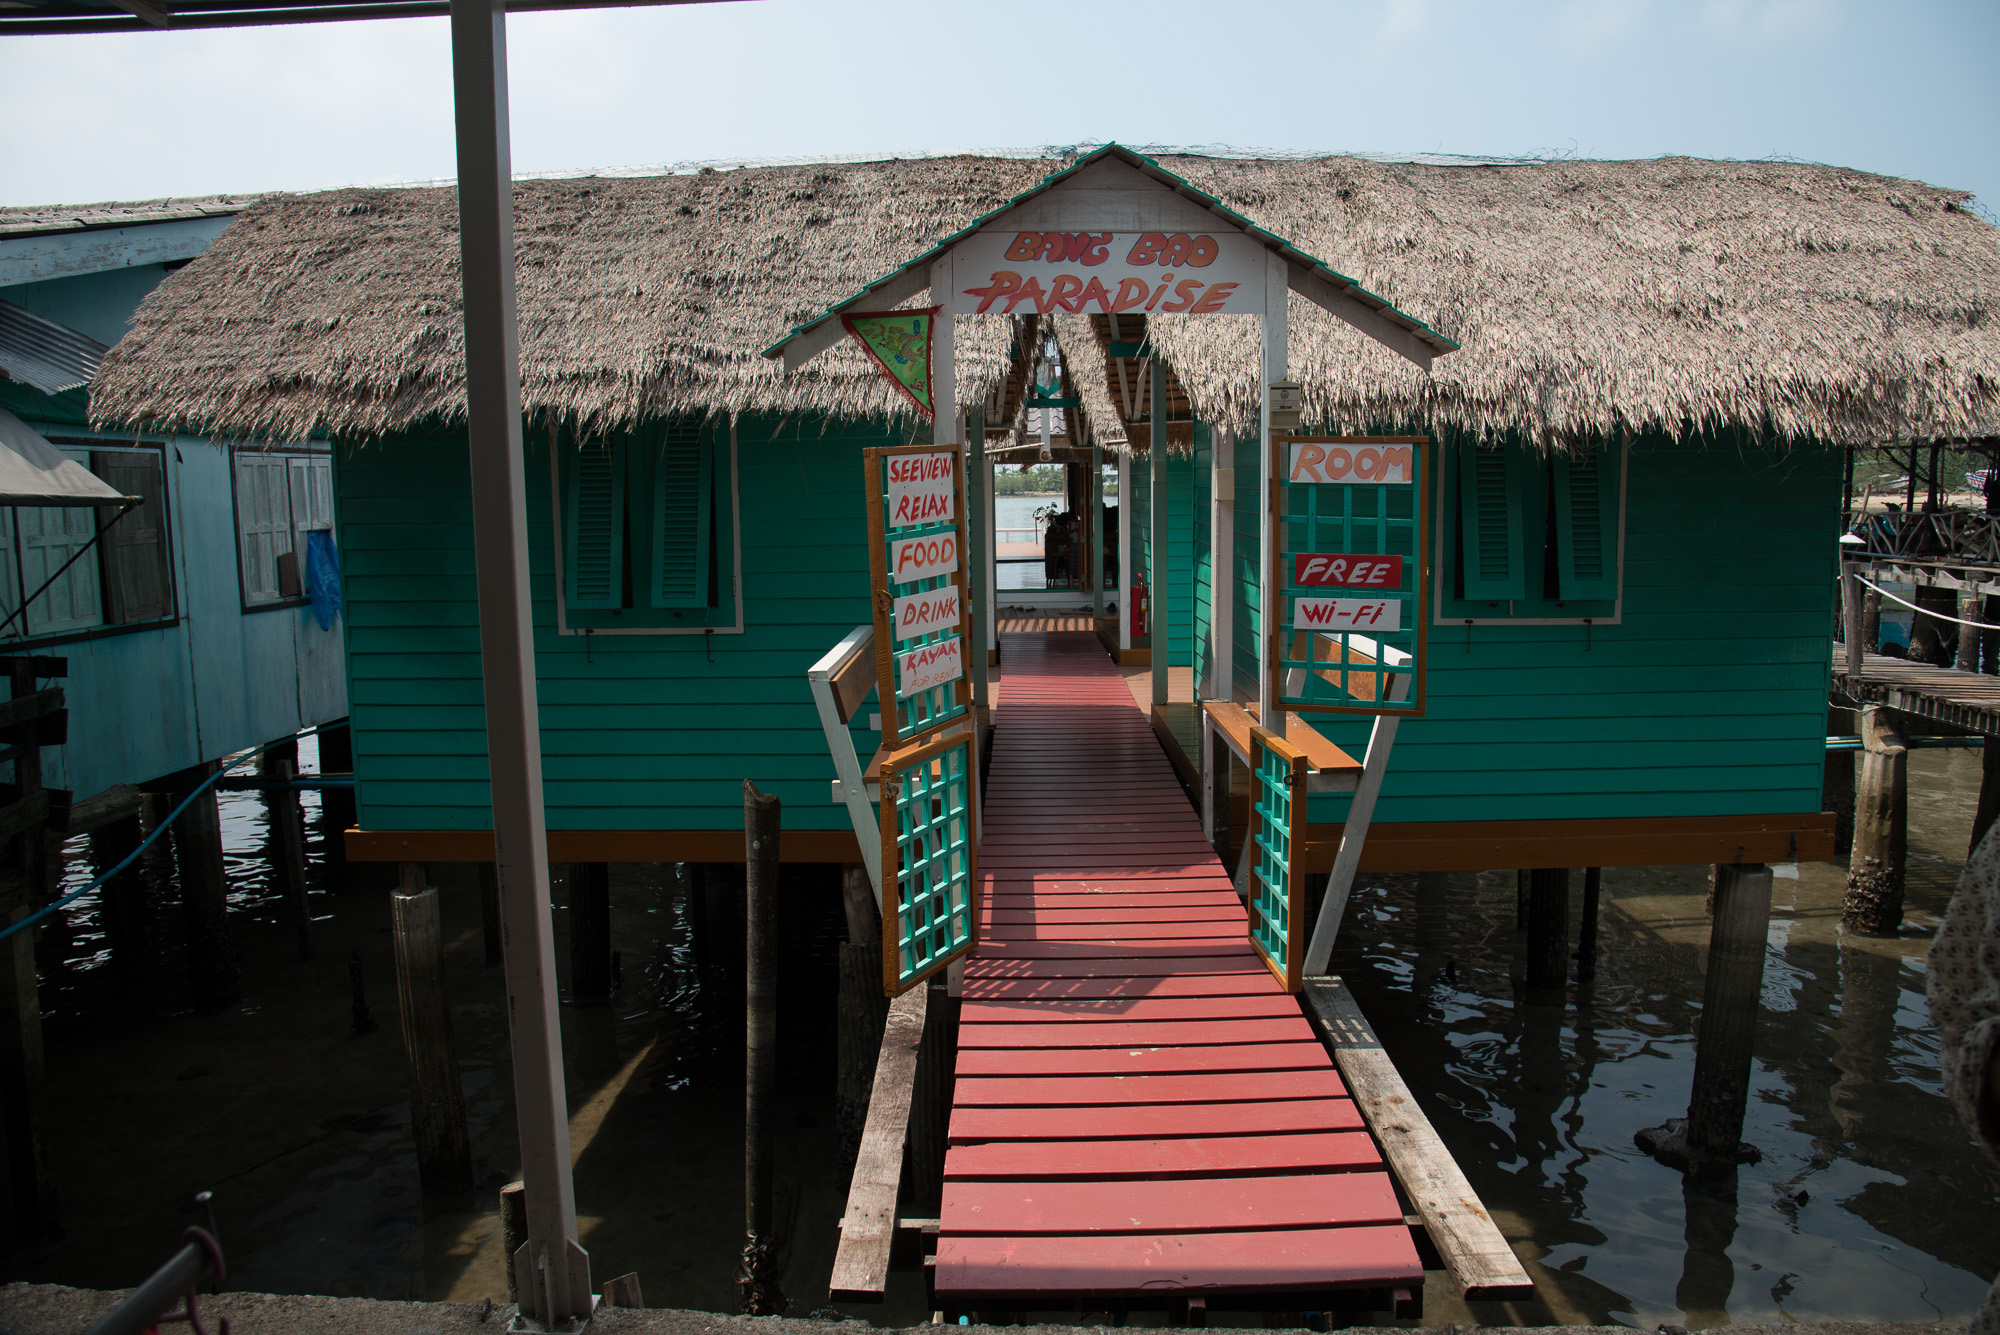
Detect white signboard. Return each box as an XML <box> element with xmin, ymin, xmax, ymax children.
<box><xmin>888</xmin><ymin>530</ymin><xmax>960</xmax><ymax>585</ymax></box>
<box><xmin>897</xmin><ymin>636</ymin><xmax>963</xmax><ymax>698</ymax></box>
<box><xmin>892</xmin><ymin>585</ymin><xmax>962</xmax><ymax>643</ymax></box>
<box><xmin>886</xmin><ymin>450</ymin><xmax>956</xmax><ymax>528</ymax></box>
<box><xmin>1294</xmin><ymin>596</ymin><xmax>1402</xmax><ymax>633</ymax></box>
<box><xmin>1288</xmin><ymin>441</ymin><xmax>1416</xmax><ymax>486</ymax></box>
<box><xmin>951</xmin><ymin>229</ymin><xmax>1264</xmax><ymax>317</ymax></box>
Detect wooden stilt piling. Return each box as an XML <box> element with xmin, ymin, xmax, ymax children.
<box><xmin>1525</xmin><ymin>867</ymin><xmax>1570</xmax><ymax>992</ymax></box>
<box><xmin>1862</xmin><ymin>583</ymin><xmax>1882</xmax><ymax>654</ymax></box>
<box><xmin>1824</xmin><ymin>706</ymin><xmax>1856</xmax><ymax>859</ymax></box>
<box><xmin>391</xmin><ymin>863</ymin><xmax>472</xmax><ymax>1196</ymax></box>
<box><xmin>0</xmin><ymin>891</ymin><xmax>56</xmax><ymax>1237</ymax></box>
<box><xmin>1844</xmin><ymin>705</ymin><xmax>1908</xmax><ymax>935</ymax></box>
<box><xmin>1638</xmin><ymin>862</ymin><xmax>1773</xmax><ymax>1170</ymax></box>
<box><xmin>1514</xmin><ymin>869</ymin><xmax>1529</xmax><ymax>931</ymax></box>
<box><xmin>1957</xmin><ymin>593</ymin><xmax>1981</xmax><ymax>671</ymax></box>
<box><xmin>836</xmin><ymin>862</ymin><xmax>886</xmax><ymax>1160</ymax></box>
<box><xmin>1910</xmin><ymin>585</ymin><xmax>1956</xmax><ymax>665</ymax></box>
<box><xmin>261</xmin><ymin>748</ymin><xmax>312</xmax><ymax>961</ymax></box>
<box><xmin>1576</xmin><ymin>866</ymin><xmax>1602</xmax><ymax>983</ymax></box>
<box><xmin>568</xmin><ymin>862</ymin><xmax>612</xmax><ymax>1003</ymax></box>
<box><xmin>739</xmin><ymin>782</ymin><xmax>784</xmax><ymax>1316</ymax></box>
<box><xmin>477</xmin><ymin>862</ymin><xmax>503</xmax><ymax>965</ymax></box>
<box><xmin>174</xmin><ymin>763</ymin><xmax>239</xmax><ymax>1013</ymax></box>
<box><xmin>317</xmin><ymin>722</ymin><xmax>356</xmax><ymax>864</ymax></box>
<box><xmin>93</xmin><ymin>812</ymin><xmax>151</xmax><ymax>1005</ymax></box>
<box><xmin>1974</xmin><ymin>740</ymin><xmax>2000</xmax><ymax>859</ymax></box>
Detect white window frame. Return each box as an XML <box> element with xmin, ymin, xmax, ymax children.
<box><xmin>17</xmin><ymin>449</ymin><xmax>107</xmax><ymax>637</ymax></box>
<box><xmin>234</xmin><ymin>446</ymin><xmax>332</xmax><ymax>609</ymax></box>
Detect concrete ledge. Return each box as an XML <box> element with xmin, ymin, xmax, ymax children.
<box><xmin>0</xmin><ymin>1286</ymin><xmax>1969</xmax><ymax>1335</ymax></box>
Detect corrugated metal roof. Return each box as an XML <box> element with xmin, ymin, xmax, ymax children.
<box><xmin>0</xmin><ymin>299</ymin><xmax>110</xmax><ymax>395</ymax></box>
<box><xmin>0</xmin><ymin>195</ymin><xmax>261</xmax><ymax>239</ymax></box>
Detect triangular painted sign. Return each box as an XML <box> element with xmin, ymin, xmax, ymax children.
<box><xmin>842</xmin><ymin>307</ymin><xmax>937</xmax><ymax>421</ymax></box>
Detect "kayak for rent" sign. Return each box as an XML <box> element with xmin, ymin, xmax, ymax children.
<box><xmin>897</xmin><ymin>636</ymin><xmax>963</xmax><ymax>698</ymax></box>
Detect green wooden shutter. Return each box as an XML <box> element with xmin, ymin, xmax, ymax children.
<box><xmin>1457</xmin><ymin>438</ymin><xmax>1525</xmax><ymax>600</ymax></box>
<box><xmin>1553</xmin><ymin>445</ymin><xmax>1621</xmax><ymax>601</ymax></box>
<box><xmin>649</xmin><ymin>418</ymin><xmax>713</xmax><ymax>609</ymax></box>
<box><xmin>565</xmin><ymin>440</ymin><xmax>624</xmax><ymax>609</ymax></box>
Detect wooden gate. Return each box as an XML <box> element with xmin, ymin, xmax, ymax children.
<box><xmin>1247</xmin><ymin>724</ymin><xmax>1307</xmax><ymax>991</ymax></box>
<box><xmin>880</xmin><ymin>724</ymin><xmax>979</xmax><ymax>995</ymax></box>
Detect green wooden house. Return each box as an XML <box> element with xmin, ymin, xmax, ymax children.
<box><xmin>89</xmin><ymin>147</ymin><xmax>2000</xmax><ymax>875</ymax></box>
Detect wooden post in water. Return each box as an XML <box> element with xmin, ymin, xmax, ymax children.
<box><xmin>568</xmin><ymin>862</ymin><xmax>612</xmax><ymax>1003</ymax></box>
<box><xmin>837</xmin><ymin>863</ymin><xmax>886</xmax><ymax>1159</ymax></box>
<box><xmin>94</xmin><ymin>812</ymin><xmax>151</xmax><ymax>1005</ymax></box>
<box><xmin>1525</xmin><ymin>868</ymin><xmax>1570</xmax><ymax>992</ymax></box>
<box><xmin>739</xmin><ymin>782</ymin><xmax>784</xmax><ymax>1316</ymax></box>
<box><xmin>317</xmin><ymin>722</ymin><xmax>356</xmax><ymax>864</ymax></box>
<box><xmin>1824</xmin><ymin>706</ymin><xmax>1856</xmax><ymax>859</ymax></box>
<box><xmin>1973</xmin><ymin>741</ymin><xmax>2000</xmax><ymax>860</ymax></box>
<box><xmin>174</xmin><ymin>762</ymin><xmax>240</xmax><ymax>1013</ymax></box>
<box><xmin>1911</xmin><ymin>584</ymin><xmax>1956</xmax><ymax>666</ymax></box>
<box><xmin>1576</xmin><ymin>867</ymin><xmax>1602</xmax><ymax>983</ymax></box>
<box><xmin>1514</xmin><ymin>869</ymin><xmax>1529</xmax><ymax>931</ymax></box>
<box><xmin>477</xmin><ymin>861</ymin><xmax>503</xmax><ymax>965</ymax></box>
<box><xmin>1844</xmin><ymin>706</ymin><xmax>1908</xmax><ymax>935</ymax></box>
<box><xmin>0</xmin><ymin>889</ymin><xmax>56</xmax><ymax>1237</ymax></box>
<box><xmin>261</xmin><ymin>747</ymin><xmax>312</xmax><ymax>961</ymax></box>
<box><xmin>1841</xmin><ymin>564</ymin><xmax>1864</xmax><ymax>678</ymax></box>
<box><xmin>1957</xmin><ymin>592</ymin><xmax>1982</xmax><ymax>671</ymax></box>
<box><xmin>1638</xmin><ymin>862</ymin><xmax>1772</xmax><ymax>1170</ymax></box>
<box><xmin>1862</xmin><ymin>581</ymin><xmax>1881</xmax><ymax>655</ymax></box>
<box><xmin>391</xmin><ymin>864</ymin><xmax>473</xmax><ymax>1196</ymax></box>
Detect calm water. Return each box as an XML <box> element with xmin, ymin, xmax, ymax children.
<box><xmin>3</xmin><ymin>726</ymin><xmax>1997</xmax><ymax>1327</ymax></box>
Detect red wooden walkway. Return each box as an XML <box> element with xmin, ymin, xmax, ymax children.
<box><xmin>934</xmin><ymin>631</ymin><xmax>1423</xmax><ymax>1308</ymax></box>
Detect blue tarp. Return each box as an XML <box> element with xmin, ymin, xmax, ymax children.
<box><xmin>306</xmin><ymin>529</ymin><xmax>341</xmax><ymax>630</ymax></box>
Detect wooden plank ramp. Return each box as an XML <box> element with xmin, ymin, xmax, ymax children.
<box><xmin>935</xmin><ymin>630</ymin><xmax>1426</xmax><ymax>1310</ymax></box>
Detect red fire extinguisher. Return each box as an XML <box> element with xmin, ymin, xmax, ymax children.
<box><xmin>1132</xmin><ymin>573</ymin><xmax>1149</xmax><ymax>638</ymax></box>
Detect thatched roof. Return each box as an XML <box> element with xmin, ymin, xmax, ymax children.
<box><xmin>89</xmin><ymin>150</ymin><xmax>2000</xmax><ymax>446</ymax></box>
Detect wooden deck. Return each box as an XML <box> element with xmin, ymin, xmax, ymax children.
<box><xmin>935</xmin><ymin>630</ymin><xmax>1424</xmax><ymax>1311</ymax></box>
<box><xmin>1834</xmin><ymin>649</ymin><xmax>2000</xmax><ymax>735</ymax></box>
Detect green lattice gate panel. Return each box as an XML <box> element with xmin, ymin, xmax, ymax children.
<box><xmin>866</xmin><ymin>444</ymin><xmax>972</xmax><ymax>749</ymax></box>
<box><xmin>1274</xmin><ymin>436</ymin><xmax>1430</xmax><ymax>717</ymax></box>
<box><xmin>879</xmin><ymin>725</ymin><xmax>980</xmax><ymax>995</ymax></box>
<box><xmin>1248</xmin><ymin>725</ymin><xmax>1308</xmax><ymax>993</ymax></box>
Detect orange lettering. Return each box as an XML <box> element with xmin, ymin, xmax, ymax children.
<box><xmin>1186</xmin><ymin>235</ymin><xmax>1218</xmax><ymax>268</ymax></box>
<box><xmin>1126</xmin><ymin>232</ymin><xmax>1166</xmax><ymax>265</ymax></box>
<box><xmin>1048</xmin><ymin>274</ymin><xmax>1084</xmax><ymax>313</ymax></box>
<box><xmin>1290</xmin><ymin>444</ymin><xmax>1326</xmax><ymax>482</ymax></box>
<box><xmin>1161</xmin><ymin>278</ymin><xmax>1205</xmax><ymax>313</ymax></box>
<box><xmin>1011</xmin><ymin>276</ymin><xmax>1049</xmax><ymax>314</ymax></box>
<box><xmin>1353</xmin><ymin>448</ymin><xmax>1381</xmax><ymax>480</ymax></box>
<box><xmin>1160</xmin><ymin>233</ymin><xmax>1192</xmax><ymax>266</ymax></box>
<box><xmin>1076</xmin><ymin>276</ymin><xmax>1114</xmax><ymax>312</ymax></box>
<box><xmin>1380</xmin><ymin>446</ymin><xmax>1414</xmax><ymax>483</ymax></box>
<box><xmin>965</xmin><ymin>270</ymin><xmax>1021</xmax><ymax>313</ymax></box>
<box><xmin>1003</xmin><ymin>233</ymin><xmax>1041</xmax><ymax>261</ymax></box>
<box><xmin>1187</xmin><ymin>281</ymin><xmax>1239</xmax><ymax>313</ymax></box>
<box><xmin>1110</xmin><ymin>277</ymin><xmax>1151</xmax><ymax>312</ymax></box>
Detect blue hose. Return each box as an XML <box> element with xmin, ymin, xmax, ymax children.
<box><xmin>0</xmin><ymin>724</ymin><xmax>334</xmax><ymax>945</ymax></box>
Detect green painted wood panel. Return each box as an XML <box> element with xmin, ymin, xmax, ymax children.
<box><xmin>338</xmin><ymin>414</ymin><xmax>894</xmax><ymax>833</ymax></box>
<box><xmin>1166</xmin><ymin>446</ymin><xmax>1195</xmax><ymax>667</ymax></box>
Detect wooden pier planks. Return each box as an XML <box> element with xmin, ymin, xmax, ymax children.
<box><xmin>935</xmin><ymin>631</ymin><xmax>1424</xmax><ymax>1303</ymax></box>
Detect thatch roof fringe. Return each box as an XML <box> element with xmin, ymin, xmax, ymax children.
<box><xmin>87</xmin><ymin>152</ymin><xmax>2000</xmax><ymax>446</ymax></box>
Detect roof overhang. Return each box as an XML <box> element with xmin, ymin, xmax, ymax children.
<box><xmin>0</xmin><ymin>409</ymin><xmax>134</xmax><ymax>506</ymax></box>
<box><xmin>762</xmin><ymin>143</ymin><xmax>1459</xmax><ymax>374</ymax></box>
<box><xmin>0</xmin><ymin>0</ymin><xmax>733</xmax><ymax>34</ymax></box>
<box><xmin>0</xmin><ymin>299</ymin><xmax>110</xmax><ymax>396</ymax></box>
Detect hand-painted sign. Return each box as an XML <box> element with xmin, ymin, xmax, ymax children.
<box><xmin>887</xmin><ymin>450</ymin><xmax>956</xmax><ymax>527</ymax></box>
<box><xmin>897</xmin><ymin>636</ymin><xmax>963</xmax><ymax>698</ymax></box>
<box><xmin>1293</xmin><ymin>553</ymin><xmax>1404</xmax><ymax>588</ymax></box>
<box><xmin>893</xmin><ymin>585</ymin><xmax>962</xmax><ymax>642</ymax></box>
<box><xmin>1289</xmin><ymin>441</ymin><xmax>1416</xmax><ymax>486</ymax></box>
<box><xmin>1294</xmin><ymin>596</ymin><xmax>1401</xmax><ymax>632</ymax></box>
<box><xmin>891</xmin><ymin>531</ymin><xmax>959</xmax><ymax>583</ymax></box>
<box><xmin>952</xmin><ymin>229</ymin><xmax>1263</xmax><ymax>316</ymax></box>
<box><xmin>843</xmin><ymin>308</ymin><xmax>937</xmax><ymax>421</ymax></box>
<box><xmin>1273</xmin><ymin>436</ymin><xmax>1430</xmax><ymax>717</ymax></box>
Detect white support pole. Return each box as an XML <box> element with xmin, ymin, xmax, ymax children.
<box><xmin>1118</xmin><ymin>448</ymin><xmax>1133</xmax><ymax>654</ymax></box>
<box><xmin>447</xmin><ymin>0</ymin><xmax>589</xmax><ymax>1324</ymax></box>
<box><xmin>968</xmin><ymin>409</ymin><xmax>990</xmax><ymax>709</ymax></box>
<box><xmin>1301</xmin><ymin>671</ymin><xmax>1411</xmax><ymax>977</ymax></box>
<box><xmin>1150</xmin><ymin>358</ymin><xmax>1168</xmax><ymax>708</ymax></box>
<box><xmin>929</xmin><ymin>259</ymin><xmax>956</xmax><ymax>445</ymax></box>
<box><xmin>1259</xmin><ymin>250</ymin><xmax>1288</xmax><ymax>736</ymax></box>
<box><xmin>1212</xmin><ymin>445</ymin><xmax>1234</xmax><ymax>704</ymax></box>
<box><xmin>1092</xmin><ymin>439</ymin><xmax>1105</xmax><ymax>621</ymax></box>
<box><xmin>985</xmin><ymin>445</ymin><xmax>997</xmax><ymax>655</ymax></box>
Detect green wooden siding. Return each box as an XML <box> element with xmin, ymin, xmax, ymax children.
<box><xmin>1292</xmin><ymin>429</ymin><xmax>1839</xmax><ymax>824</ymax></box>
<box><xmin>338</xmin><ymin>414</ymin><xmax>892</xmax><ymax>833</ymax></box>
<box><xmin>1165</xmin><ymin>446</ymin><xmax>1196</xmax><ymax>668</ymax></box>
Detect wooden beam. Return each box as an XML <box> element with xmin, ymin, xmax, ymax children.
<box><xmin>345</xmin><ymin>826</ymin><xmax>864</xmax><ymax>864</ymax></box>
<box><xmin>61</xmin><ymin>783</ymin><xmax>143</xmax><ymax>837</ymax></box>
<box><xmin>1301</xmin><ymin>977</ymin><xmax>1533</xmax><ymax>1301</ymax></box>
<box><xmin>830</xmin><ymin>983</ymin><xmax>928</xmax><ymax>1301</ymax></box>
<box><xmin>1301</xmin><ymin>812</ymin><xmax>1835</xmax><ymax>872</ymax></box>
<box><xmin>0</xmin><ymin>688</ymin><xmax>63</xmax><ymax>736</ymax></box>
<box><xmin>1287</xmin><ymin>264</ymin><xmax>1435</xmax><ymax>371</ymax></box>
<box><xmin>779</xmin><ymin>267</ymin><xmax>932</xmax><ymax>374</ymax></box>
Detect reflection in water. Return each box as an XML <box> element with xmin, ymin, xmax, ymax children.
<box><xmin>1330</xmin><ymin>750</ymin><xmax>2000</xmax><ymax>1329</ymax></box>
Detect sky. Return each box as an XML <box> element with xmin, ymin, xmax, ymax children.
<box><xmin>4</xmin><ymin>0</ymin><xmax>1998</xmax><ymax>215</ymax></box>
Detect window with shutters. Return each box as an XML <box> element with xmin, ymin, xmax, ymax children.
<box><xmin>233</xmin><ymin>446</ymin><xmax>332</xmax><ymax>609</ymax></box>
<box><xmin>554</xmin><ymin>415</ymin><xmax>741</xmax><ymax>633</ymax></box>
<box><xmin>1436</xmin><ymin>435</ymin><xmax>1626</xmax><ymax>623</ymax></box>
<box><xmin>0</xmin><ymin>440</ymin><xmax>176</xmax><ymax>642</ymax></box>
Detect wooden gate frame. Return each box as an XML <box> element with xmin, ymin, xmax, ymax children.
<box><xmin>864</xmin><ymin>442</ymin><xmax>973</xmax><ymax>750</ymax></box>
<box><xmin>878</xmin><ymin>721</ymin><xmax>980</xmax><ymax>996</ymax></box>
<box><xmin>1247</xmin><ymin>723</ymin><xmax>1308</xmax><ymax>992</ymax></box>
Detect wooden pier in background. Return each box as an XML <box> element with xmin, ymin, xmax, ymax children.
<box><xmin>1833</xmin><ymin>649</ymin><xmax>2000</xmax><ymax>735</ymax></box>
